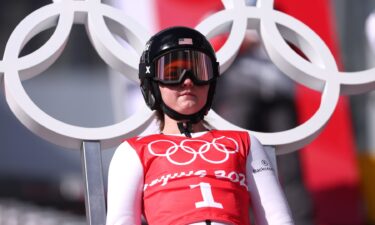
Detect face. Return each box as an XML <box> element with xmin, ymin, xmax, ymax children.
<box><xmin>159</xmin><ymin>78</ymin><xmax>209</xmax><ymax>115</ymax></box>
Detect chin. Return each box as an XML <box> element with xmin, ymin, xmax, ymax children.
<box><xmin>175</xmin><ymin>101</ymin><xmax>206</xmax><ymax>115</ymax></box>
<box><xmin>177</xmin><ymin>107</ymin><xmax>201</xmax><ymax>115</ymax></box>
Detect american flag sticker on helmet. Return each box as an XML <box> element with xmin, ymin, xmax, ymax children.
<box><xmin>178</xmin><ymin>38</ymin><xmax>193</xmax><ymax>45</ymax></box>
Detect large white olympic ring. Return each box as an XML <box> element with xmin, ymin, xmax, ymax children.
<box><xmin>1</xmin><ymin>0</ymin><xmax>375</xmax><ymax>153</ymax></box>
<box><xmin>1</xmin><ymin>1</ymin><xmax>154</xmax><ymax>150</ymax></box>
<box><xmin>148</xmin><ymin>136</ymin><xmax>239</xmax><ymax>166</ymax></box>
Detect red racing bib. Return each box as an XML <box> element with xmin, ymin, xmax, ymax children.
<box><xmin>127</xmin><ymin>130</ymin><xmax>251</xmax><ymax>225</ymax></box>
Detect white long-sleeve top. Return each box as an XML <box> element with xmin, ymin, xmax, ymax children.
<box><xmin>106</xmin><ymin>131</ymin><xmax>294</xmax><ymax>225</ymax></box>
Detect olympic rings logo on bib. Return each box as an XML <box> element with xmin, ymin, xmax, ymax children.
<box><xmin>147</xmin><ymin>136</ymin><xmax>239</xmax><ymax>165</ymax></box>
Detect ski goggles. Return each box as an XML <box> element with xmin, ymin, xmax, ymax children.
<box><xmin>154</xmin><ymin>49</ymin><xmax>216</xmax><ymax>85</ymax></box>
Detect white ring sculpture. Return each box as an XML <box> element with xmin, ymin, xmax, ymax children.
<box><xmin>0</xmin><ymin>0</ymin><xmax>375</xmax><ymax>154</ymax></box>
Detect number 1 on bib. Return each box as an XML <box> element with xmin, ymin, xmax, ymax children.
<box><xmin>190</xmin><ymin>182</ymin><xmax>223</xmax><ymax>209</ymax></box>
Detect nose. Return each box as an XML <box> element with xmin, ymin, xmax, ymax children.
<box><xmin>182</xmin><ymin>77</ymin><xmax>194</xmax><ymax>87</ymax></box>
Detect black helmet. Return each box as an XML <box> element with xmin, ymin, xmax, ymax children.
<box><xmin>139</xmin><ymin>26</ymin><xmax>219</xmax><ymax>124</ymax></box>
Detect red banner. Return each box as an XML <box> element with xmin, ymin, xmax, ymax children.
<box><xmin>275</xmin><ymin>0</ymin><xmax>364</xmax><ymax>224</ymax></box>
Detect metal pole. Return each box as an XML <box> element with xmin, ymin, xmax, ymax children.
<box><xmin>81</xmin><ymin>141</ymin><xmax>106</xmax><ymax>225</ymax></box>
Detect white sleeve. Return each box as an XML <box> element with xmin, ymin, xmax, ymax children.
<box><xmin>106</xmin><ymin>142</ymin><xmax>144</xmax><ymax>225</ymax></box>
<box><xmin>246</xmin><ymin>134</ymin><xmax>294</xmax><ymax>225</ymax></box>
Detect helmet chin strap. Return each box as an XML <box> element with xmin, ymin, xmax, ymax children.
<box><xmin>177</xmin><ymin>122</ymin><xmax>193</xmax><ymax>138</ymax></box>
<box><xmin>160</xmin><ymin>102</ymin><xmax>207</xmax><ymax>137</ymax></box>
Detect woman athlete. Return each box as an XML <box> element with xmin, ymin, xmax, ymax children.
<box><xmin>106</xmin><ymin>26</ymin><xmax>294</xmax><ymax>225</ymax></box>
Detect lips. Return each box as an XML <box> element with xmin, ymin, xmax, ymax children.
<box><xmin>180</xmin><ymin>91</ymin><xmax>194</xmax><ymax>96</ymax></box>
